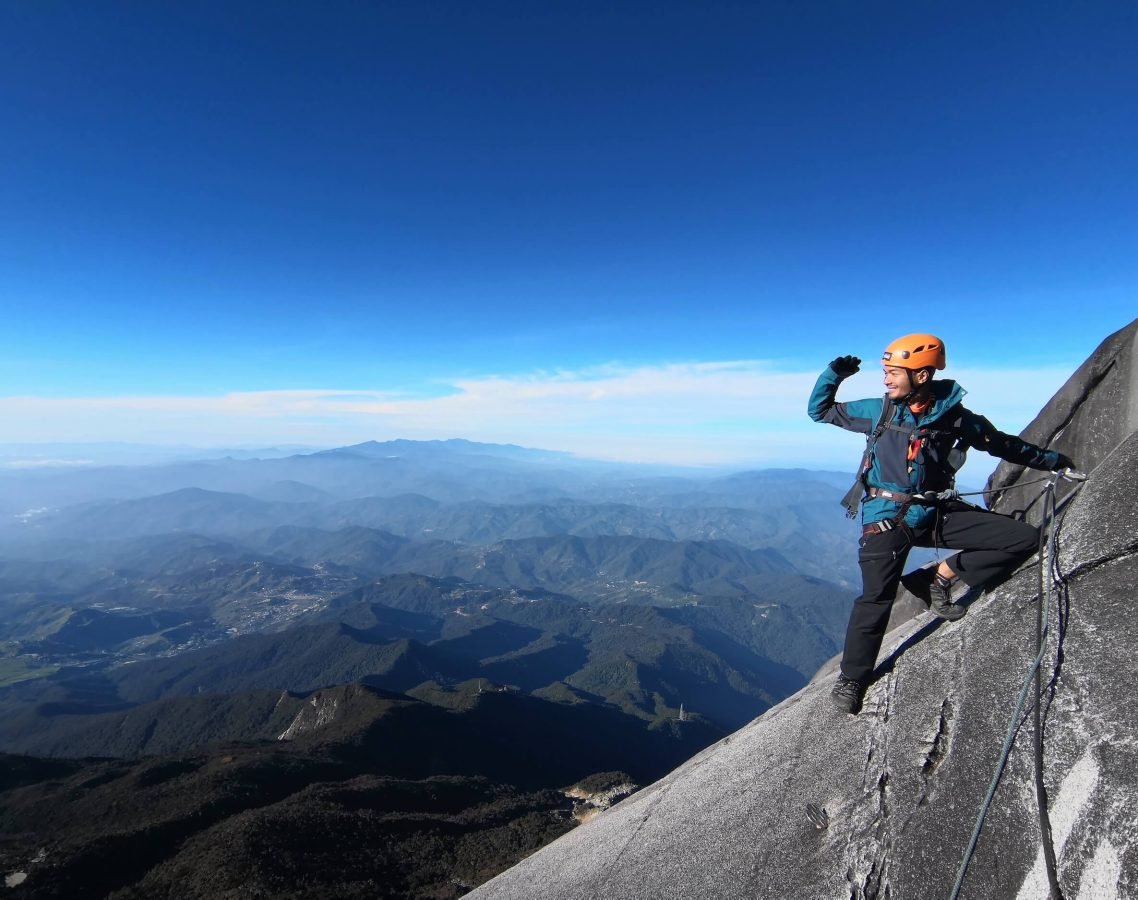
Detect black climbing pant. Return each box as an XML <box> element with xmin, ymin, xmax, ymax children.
<box><xmin>840</xmin><ymin>501</ymin><xmax>1040</xmax><ymax>683</ymax></box>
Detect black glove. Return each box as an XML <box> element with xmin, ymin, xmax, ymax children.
<box><xmin>829</xmin><ymin>355</ymin><xmax>861</xmax><ymax>379</ymax></box>
<box><xmin>1054</xmin><ymin>452</ymin><xmax>1077</xmax><ymax>471</ymax></box>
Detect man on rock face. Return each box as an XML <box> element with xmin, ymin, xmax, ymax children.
<box><xmin>808</xmin><ymin>333</ymin><xmax>1075</xmax><ymax>714</ymax></box>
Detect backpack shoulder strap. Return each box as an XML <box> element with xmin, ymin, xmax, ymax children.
<box><xmin>840</xmin><ymin>395</ymin><xmax>892</xmax><ymax>519</ymax></box>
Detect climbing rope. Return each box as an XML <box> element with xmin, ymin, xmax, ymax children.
<box><xmin>1037</xmin><ymin>477</ymin><xmax>1060</xmax><ymax>900</ymax></box>
<box><xmin>954</xmin><ymin>474</ymin><xmax>1058</xmax><ymax>500</ymax></box>
<box><xmin>947</xmin><ymin>469</ymin><xmax>1086</xmax><ymax>900</ymax></box>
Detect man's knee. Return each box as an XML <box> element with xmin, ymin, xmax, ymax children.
<box><xmin>1006</xmin><ymin>520</ymin><xmax>1040</xmax><ymax>555</ymax></box>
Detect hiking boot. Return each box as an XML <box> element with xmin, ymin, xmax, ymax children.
<box><xmin>831</xmin><ymin>675</ymin><xmax>865</xmax><ymax>714</ymax></box>
<box><xmin>902</xmin><ymin>568</ymin><xmax>966</xmax><ymax>621</ymax></box>
<box><xmin>901</xmin><ymin>567</ymin><xmax>935</xmax><ymax>602</ymax></box>
<box><xmin>927</xmin><ymin>573</ymin><xmax>966</xmax><ymax>620</ymax></box>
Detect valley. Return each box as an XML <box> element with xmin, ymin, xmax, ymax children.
<box><xmin>0</xmin><ymin>440</ymin><xmax>859</xmax><ymax>897</ymax></box>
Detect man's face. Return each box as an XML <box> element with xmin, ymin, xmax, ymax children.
<box><xmin>883</xmin><ymin>365</ymin><xmax>914</xmax><ymax>400</ymax></box>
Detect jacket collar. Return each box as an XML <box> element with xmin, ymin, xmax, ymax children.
<box><xmin>893</xmin><ymin>379</ymin><xmax>966</xmax><ymax>423</ymax></box>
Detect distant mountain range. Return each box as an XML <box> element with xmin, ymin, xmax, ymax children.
<box><xmin>0</xmin><ymin>568</ymin><xmax>841</xmax><ymax>755</ymax></box>
<box><xmin>1</xmin><ymin>440</ymin><xmax>858</xmax><ymax>743</ymax></box>
<box><xmin>0</xmin><ymin>438</ymin><xmax>862</xmax><ymax>897</ymax></box>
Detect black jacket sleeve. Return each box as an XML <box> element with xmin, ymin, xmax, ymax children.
<box><xmin>960</xmin><ymin>409</ymin><xmax>1061</xmax><ymax>470</ymax></box>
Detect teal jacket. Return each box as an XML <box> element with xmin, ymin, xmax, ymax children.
<box><xmin>808</xmin><ymin>365</ymin><xmax>1061</xmax><ymax>529</ymax></box>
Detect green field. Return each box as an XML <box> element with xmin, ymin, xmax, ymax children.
<box><xmin>0</xmin><ymin>657</ymin><xmax>59</xmax><ymax>687</ymax></box>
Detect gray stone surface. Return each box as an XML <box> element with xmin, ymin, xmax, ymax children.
<box><xmin>988</xmin><ymin>317</ymin><xmax>1138</xmax><ymax>522</ymax></box>
<box><xmin>471</xmin><ymin>327</ymin><xmax>1138</xmax><ymax>900</ymax></box>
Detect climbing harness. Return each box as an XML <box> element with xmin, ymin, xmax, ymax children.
<box><xmin>867</xmin><ymin>486</ymin><xmax>962</xmax><ymax>505</ymax></box>
<box><xmin>861</xmin><ymin>518</ymin><xmax>906</xmax><ymax>537</ymax></box>
<box><xmin>840</xmin><ymin>398</ymin><xmax>969</xmax><ymax>520</ymax></box>
<box><xmin>948</xmin><ymin>468</ymin><xmax>1087</xmax><ymax>900</ymax></box>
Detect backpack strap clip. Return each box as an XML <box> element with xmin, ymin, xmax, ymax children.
<box><xmin>840</xmin><ymin>395</ymin><xmax>893</xmax><ymax>519</ymax></box>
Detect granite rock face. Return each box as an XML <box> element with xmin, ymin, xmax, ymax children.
<box><xmin>987</xmin><ymin>317</ymin><xmax>1138</xmax><ymax>523</ymax></box>
<box><xmin>470</xmin><ymin>319</ymin><xmax>1138</xmax><ymax>900</ymax></box>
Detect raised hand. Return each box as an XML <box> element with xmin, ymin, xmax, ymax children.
<box><xmin>829</xmin><ymin>355</ymin><xmax>862</xmax><ymax>379</ymax></box>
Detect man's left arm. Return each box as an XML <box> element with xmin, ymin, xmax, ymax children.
<box><xmin>961</xmin><ymin>410</ymin><xmax>1075</xmax><ymax>471</ymax></box>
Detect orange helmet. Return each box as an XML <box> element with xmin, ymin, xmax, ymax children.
<box><xmin>882</xmin><ymin>333</ymin><xmax>946</xmax><ymax>370</ymax></box>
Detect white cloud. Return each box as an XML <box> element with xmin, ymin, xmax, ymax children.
<box><xmin>0</xmin><ymin>360</ymin><xmax>1074</xmax><ymax>467</ymax></box>
<box><xmin>0</xmin><ymin>458</ymin><xmax>97</xmax><ymax>469</ymax></box>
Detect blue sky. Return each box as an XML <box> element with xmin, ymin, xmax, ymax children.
<box><xmin>1</xmin><ymin>2</ymin><xmax>1135</xmax><ymax>466</ymax></box>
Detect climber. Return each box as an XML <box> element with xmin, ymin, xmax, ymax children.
<box><xmin>808</xmin><ymin>333</ymin><xmax>1075</xmax><ymax>714</ymax></box>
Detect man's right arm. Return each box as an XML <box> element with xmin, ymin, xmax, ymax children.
<box><xmin>807</xmin><ymin>358</ymin><xmax>882</xmax><ymax>435</ymax></box>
